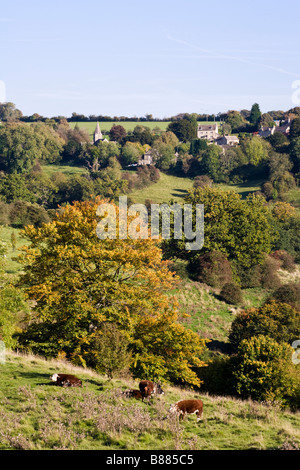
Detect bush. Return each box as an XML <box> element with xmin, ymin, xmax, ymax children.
<box><xmin>188</xmin><ymin>250</ymin><xmax>233</xmax><ymax>288</ymax></box>
<box><xmin>274</xmin><ymin>215</ymin><xmax>300</xmax><ymax>263</ymax></box>
<box><xmin>233</xmin><ymin>263</ymin><xmax>261</xmax><ymax>288</ymax></box>
<box><xmin>87</xmin><ymin>323</ymin><xmax>132</xmax><ymax>380</ymax></box>
<box><xmin>267</xmin><ymin>283</ymin><xmax>300</xmax><ymax>310</ymax></box>
<box><xmin>220</xmin><ymin>282</ymin><xmax>243</xmax><ymax>305</ymax></box>
<box><xmin>270</xmin><ymin>250</ymin><xmax>295</xmax><ymax>272</ymax></box>
<box><xmin>261</xmin><ymin>181</ymin><xmax>275</xmax><ymax>200</ymax></box>
<box><xmin>258</xmin><ymin>255</ymin><xmax>281</xmax><ymax>290</ymax></box>
<box><xmin>231</xmin><ymin>335</ymin><xmax>299</xmax><ymax>407</ymax></box>
<box><xmin>229</xmin><ymin>301</ymin><xmax>300</xmax><ymax>352</ymax></box>
<box><xmin>9</xmin><ymin>201</ymin><xmax>50</xmax><ymax>228</ymax></box>
<box><xmin>193</xmin><ymin>175</ymin><xmax>213</xmax><ymax>189</ymax></box>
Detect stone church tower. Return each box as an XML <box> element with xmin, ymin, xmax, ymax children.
<box><xmin>93</xmin><ymin>122</ymin><xmax>103</xmax><ymax>144</ymax></box>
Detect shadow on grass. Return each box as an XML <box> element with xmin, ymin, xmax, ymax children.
<box><xmin>171</xmin><ymin>188</ymin><xmax>189</xmax><ymax>199</ymax></box>
<box><xmin>17</xmin><ymin>371</ymin><xmax>108</xmax><ymax>390</ymax></box>
<box><xmin>18</xmin><ymin>371</ymin><xmax>53</xmax><ymax>386</ymax></box>
<box><xmin>206</xmin><ymin>340</ymin><xmax>233</xmax><ymax>354</ymax></box>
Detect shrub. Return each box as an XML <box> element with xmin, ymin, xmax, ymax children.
<box><xmin>220</xmin><ymin>282</ymin><xmax>243</xmax><ymax>305</ymax></box>
<box><xmin>9</xmin><ymin>201</ymin><xmax>50</xmax><ymax>227</ymax></box>
<box><xmin>258</xmin><ymin>255</ymin><xmax>281</xmax><ymax>290</ymax></box>
<box><xmin>188</xmin><ymin>250</ymin><xmax>233</xmax><ymax>288</ymax></box>
<box><xmin>231</xmin><ymin>335</ymin><xmax>299</xmax><ymax>407</ymax></box>
<box><xmin>274</xmin><ymin>215</ymin><xmax>300</xmax><ymax>263</ymax></box>
<box><xmin>229</xmin><ymin>301</ymin><xmax>300</xmax><ymax>353</ymax></box>
<box><xmin>267</xmin><ymin>283</ymin><xmax>300</xmax><ymax>311</ymax></box>
<box><xmin>87</xmin><ymin>323</ymin><xmax>132</xmax><ymax>380</ymax></box>
<box><xmin>261</xmin><ymin>181</ymin><xmax>275</xmax><ymax>200</ymax></box>
<box><xmin>272</xmin><ymin>202</ymin><xmax>297</xmax><ymax>222</ymax></box>
<box><xmin>193</xmin><ymin>175</ymin><xmax>213</xmax><ymax>189</ymax></box>
<box><xmin>235</xmin><ymin>255</ymin><xmax>281</xmax><ymax>290</ymax></box>
<box><xmin>233</xmin><ymin>263</ymin><xmax>261</xmax><ymax>288</ymax></box>
<box><xmin>270</xmin><ymin>250</ymin><xmax>295</xmax><ymax>272</ymax></box>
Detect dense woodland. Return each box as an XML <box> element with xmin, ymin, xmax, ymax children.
<box><xmin>0</xmin><ymin>101</ymin><xmax>300</xmax><ymax>410</ymax></box>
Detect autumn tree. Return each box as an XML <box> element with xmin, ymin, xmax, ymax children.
<box><xmin>17</xmin><ymin>198</ymin><xmax>207</xmax><ymax>386</ymax></box>
<box><xmin>109</xmin><ymin>124</ymin><xmax>127</xmax><ymax>144</ymax></box>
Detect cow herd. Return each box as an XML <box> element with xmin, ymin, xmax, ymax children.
<box><xmin>50</xmin><ymin>373</ymin><xmax>203</xmax><ymax>422</ymax></box>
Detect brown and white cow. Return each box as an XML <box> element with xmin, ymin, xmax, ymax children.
<box><xmin>50</xmin><ymin>373</ymin><xmax>82</xmax><ymax>387</ymax></box>
<box><xmin>139</xmin><ymin>380</ymin><xmax>164</xmax><ymax>402</ymax></box>
<box><xmin>169</xmin><ymin>399</ymin><xmax>203</xmax><ymax>422</ymax></box>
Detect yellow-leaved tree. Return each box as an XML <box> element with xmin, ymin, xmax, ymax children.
<box><xmin>17</xmin><ymin>198</ymin><xmax>207</xmax><ymax>386</ymax></box>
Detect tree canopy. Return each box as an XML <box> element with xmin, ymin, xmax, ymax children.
<box><xmin>17</xmin><ymin>198</ymin><xmax>207</xmax><ymax>386</ymax></box>
<box><xmin>164</xmin><ymin>187</ymin><xmax>276</xmax><ymax>268</ymax></box>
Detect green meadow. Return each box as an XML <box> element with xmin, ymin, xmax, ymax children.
<box><xmin>70</xmin><ymin>121</ymin><xmax>217</xmax><ymax>139</ymax></box>
<box><xmin>126</xmin><ymin>172</ymin><xmax>262</xmax><ymax>205</ymax></box>
<box><xmin>0</xmin><ymin>351</ymin><xmax>299</xmax><ymax>451</ymax></box>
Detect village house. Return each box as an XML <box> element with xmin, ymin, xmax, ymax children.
<box><xmin>197</xmin><ymin>123</ymin><xmax>219</xmax><ymax>142</ymax></box>
<box><xmin>138</xmin><ymin>149</ymin><xmax>153</xmax><ymax>166</ymax></box>
<box><xmin>258</xmin><ymin>126</ymin><xmax>276</xmax><ymax>138</ymax></box>
<box><xmin>275</xmin><ymin>119</ymin><xmax>291</xmax><ymax>136</ymax></box>
<box><xmin>256</xmin><ymin>118</ymin><xmax>292</xmax><ymax>139</ymax></box>
<box><xmin>215</xmin><ymin>135</ymin><xmax>240</xmax><ymax>146</ymax></box>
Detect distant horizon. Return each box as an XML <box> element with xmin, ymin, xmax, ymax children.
<box><xmin>2</xmin><ymin>101</ymin><xmax>298</xmax><ymax>122</ymax></box>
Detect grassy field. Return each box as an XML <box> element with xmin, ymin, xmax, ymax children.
<box><xmin>126</xmin><ymin>172</ymin><xmax>263</xmax><ymax>205</ymax></box>
<box><xmin>127</xmin><ymin>172</ymin><xmax>194</xmax><ymax>204</ymax></box>
<box><xmin>217</xmin><ymin>179</ymin><xmax>264</xmax><ymax>199</ymax></box>
<box><xmin>170</xmin><ymin>277</ymin><xmax>269</xmax><ymax>344</ymax></box>
<box><xmin>41</xmin><ymin>164</ymin><xmax>88</xmax><ymax>178</ymax></box>
<box><xmin>69</xmin><ymin>121</ymin><xmax>217</xmax><ymax>139</ymax></box>
<box><xmin>0</xmin><ymin>351</ymin><xmax>299</xmax><ymax>451</ymax></box>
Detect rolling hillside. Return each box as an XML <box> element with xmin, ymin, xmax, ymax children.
<box><xmin>0</xmin><ymin>351</ymin><xmax>299</xmax><ymax>451</ymax></box>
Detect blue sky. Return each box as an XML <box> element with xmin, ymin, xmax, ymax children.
<box><xmin>1</xmin><ymin>0</ymin><xmax>300</xmax><ymax>118</ymax></box>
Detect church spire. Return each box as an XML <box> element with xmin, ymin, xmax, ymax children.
<box><xmin>94</xmin><ymin>122</ymin><xmax>103</xmax><ymax>144</ymax></box>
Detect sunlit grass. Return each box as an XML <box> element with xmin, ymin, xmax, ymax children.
<box><xmin>0</xmin><ymin>351</ymin><xmax>299</xmax><ymax>450</ymax></box>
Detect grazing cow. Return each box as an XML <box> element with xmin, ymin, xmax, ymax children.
<box><xmin>139</xmin><ymin>380</ymin><xmax>164</xmax><ymax>402</ymax></box>
<box><xmin>169</xmin><ymin>399</ymin><xmax>203</xmax><ymax>422</ymax></box>
<box><xmin>121</xmin><ymin>389</ymin><xmax>143</xmax><ymax>400</ymax></box>
<box><xmin>50</xmin><ymin>373</ymin><xmax>82</xmax><ymax>387</ymax></box>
